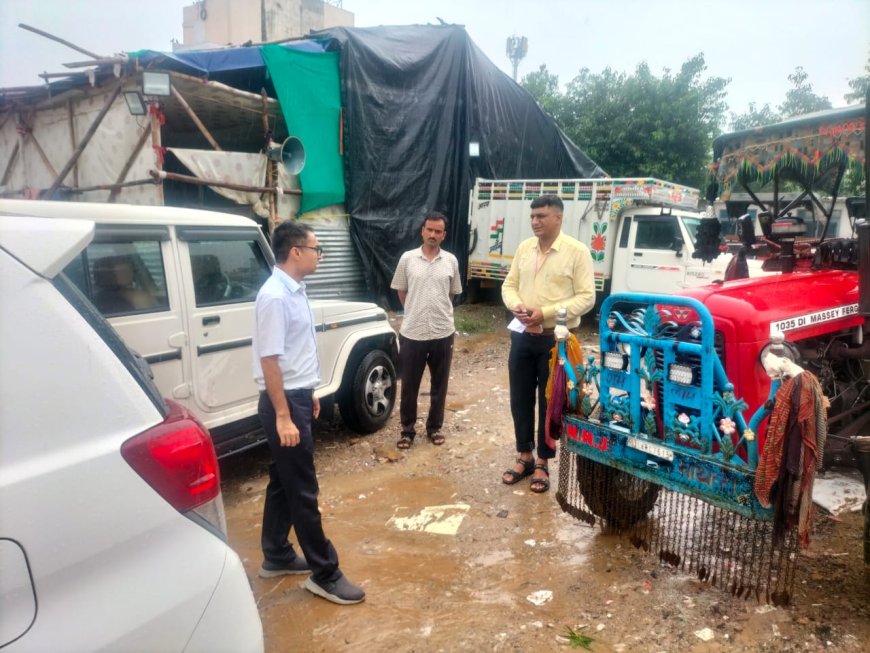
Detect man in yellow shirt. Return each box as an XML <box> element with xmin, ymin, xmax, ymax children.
<box><xmin>501</xmin><ymin>194</ymin><xmax>595</xmax><ymax>492</ymax></box>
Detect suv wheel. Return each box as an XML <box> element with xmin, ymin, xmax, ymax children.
<box><xmin>338</xmin><ymin>349</ymin><xmax>396</xmax><ymax>433</ymax></box>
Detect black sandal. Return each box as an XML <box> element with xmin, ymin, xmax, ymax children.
<box><xmin>530</xmin><ymin>464</ymin><xmax>550</xmax><ymax>493</ymax></box>
<box><xmin>397</xmin><ymin>436</ymin><xmax>414</xmax><ymax>450</ymax></box>
<box><xmin>502</xmin><ymin>457</ymin><xmax>534</xmax><ymax>485</ymax></box>
<box><xmin>427</xmin><ymin>432</ymin><xmax>445</xmax><ymax>446</ymax></box>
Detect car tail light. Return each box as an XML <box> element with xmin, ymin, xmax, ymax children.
<box><xmin>122</xmin><ymin>400</ymin><xmax>226</xmax><ymax>537</ymax></box>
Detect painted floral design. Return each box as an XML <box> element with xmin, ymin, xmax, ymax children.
<box><xmin>641</xmin><ymin>393</ymin><xmax>656</xmax><ymax>411</ymax></box>
<box><xmin>590</xmin><ymin>222</ymin><xmax>607</xmax><ymax>262</ymax></box>
<box><xmin>719</xmin><ymin>417</ymin><xmax>736</xmax><ymax>435</ymax></box>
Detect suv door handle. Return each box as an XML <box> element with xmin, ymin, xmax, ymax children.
<box><xmin>633</xmin><ymin>252</ymin><xmax>643</xmax><ymax>257</ymax></box>
<box><xmin>202</xmin><ymin>315</ymin><xmax>221</xmax><ymax>326</ymax></box>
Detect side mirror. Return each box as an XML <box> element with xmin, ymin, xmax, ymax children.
<box><xmin>672</xmin><ymin>235</ymin><xmax>684</xmax><ymax>257</ymax></box>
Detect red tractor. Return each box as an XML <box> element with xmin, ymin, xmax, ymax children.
<box><xmin>556</xmin><ymin>104</ymin><xmax>869</xmax><ymax>602</ymax></box>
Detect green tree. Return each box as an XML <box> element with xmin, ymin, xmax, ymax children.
<box><xmin>778</xmin><ymin>66</ymin><xmax>832</xmax><ymax>117</ymax></box>
<box><xmin>844</xmin><ymin>53</ymin><xmax>870</xmax><ymax>104</ymax></box>
<box><xmin>521</xmin><ymin>64</ymin><xmax>563</xmax><ymax>117</ymax></box>
<box><xmin>556</xmin><ymin>54</ymin><xmax>729</xmax><ymax>189</ymax></box>
<box><xmin>730</xmin><ymin>102</ymin><xmax>780</xmax><ymax>130</ymax></box>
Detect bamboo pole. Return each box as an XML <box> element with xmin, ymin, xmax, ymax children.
<box><xmin>70</xmin><ymin>178</ymin><xmax>155</xmax><ymax>193</ymax></box>
<box><xmin>109</xmin><ymin>124</ymin><xmax>152</xmax><ymax>202</ymax></box>
<box><xmin>150</xmin><ymin>169</ymin><xmax>301</xmax><ymax>195</ymax></box>
<box><xmin>67</xmin><ymin>99</ymin><xmax>79</xmax><ymax>187</ymax></box>
<box><xmin>150</xmin><ymin>101</ymin><xmax>164</xmax><ymax>205</ymax></box>
<box><xmin>18</xmin><ymin>23</ymin><xmax>102</xmax><ymax>60</ymax></box>
<box><xmin>1</xmin><ymin>142</ymin><xmax>20</xmax><ymax>187</ymax></box>
<box><xmin>45</xmin><ymin>83</ymin><xmax>122</xmax><ymax>198</ymax></box>
<box><xmin>63</xmin><ymin>57</ymin><xmax>127</xmax><ymax>69</ymax></box>
<box><xmin>168</xmin><ymin>71</ymin><xmax>281</xmax><ymax>106</ymax></box>
<box><xmin>261</xmin><ymin>88</ymin><xmax>277</xmax><ymax>228</ymax></box>
<box><xmin>28</xmin><ymin>132</ymin><xmax>58</xmax><ymax>178</ymax></box>
<box><xmin>170</xmin><ymin>86</ymin><xmax>222</xmax><ymax>151</ymax></box>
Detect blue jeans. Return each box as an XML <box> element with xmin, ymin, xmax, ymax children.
<box><xmin>259</xmin><ymin>389</ymin><xmax>341</xmax><ymax>584</ymax></box>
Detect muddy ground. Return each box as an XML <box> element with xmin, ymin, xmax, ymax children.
<box><xmin>220</xmin><ymin>302</ymin><xmax>869</xmax><ymax>653</ymax></box>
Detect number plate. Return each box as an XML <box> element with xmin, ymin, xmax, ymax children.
<box><xmin>627</xmin><ymin>436</ymin><xmax>674</xmax><ymax>461</ymax></box>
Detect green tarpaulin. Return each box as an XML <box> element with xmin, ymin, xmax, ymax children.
<box><xmin>260</xmin><ymin>45</ymin><xmax>345</xmax><ymax>214</ymax></box>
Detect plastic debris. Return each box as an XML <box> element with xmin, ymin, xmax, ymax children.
<box><xmin>526</xmin><ymin>590</ymin><xmax>553</xmax><ymax>606</ymax></box>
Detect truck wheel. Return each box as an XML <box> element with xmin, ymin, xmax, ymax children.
<box><xmin>577</xmin><ymin>459</ymin><xmax>659</xmax><ymax>529</ymax></box>
<box><xmin>338</xmin><ymin>350</ymin><xmax>396</xmax><ymax>434</ymax></box>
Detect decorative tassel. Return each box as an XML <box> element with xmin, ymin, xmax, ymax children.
<box><xmin>545</xmin><ymin>358</ymin><xmax>567</xmax><ymax>450</ymax></box>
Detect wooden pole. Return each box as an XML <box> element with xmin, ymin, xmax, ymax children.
<box><xmin>261</xmin><ymin>88</ymin><xmax>277</xmax><ymax>228</ymax></box>
<box><xmin>150</xmin><ymin>101</ymin><xmax>164</xmax><ymax>205</ymax></box>
<box><xmin>1</xmin><ymin>142</ymin><xmax>20</xmax><ymax>187</ymax></box>
<box><xmin>67</xmin><ymin>99</ymin><xmax>79</xmax><ymax>187</ymax></box>
<box><xmin>18</xmin><ymin>23</ymin><xmax>103</xmax><ymax>60</ymax></box>
<box><xmin>45</xmin><ymin>83</ymin><xmax>122</xmax><ymax>198</ymax></box>
<box><xmin>63</xmin><ymin>57</ymin><xmax>127</xmax><ymax>69</ymax></box>
<box><xmin>109</xmin><ymin>124</ymin><xmax>152</xmax><ymax>202</ymax></box>
<box><xmin>150</xmin><ymin>169</ymin><xmax>301</xmax><ymax>195</ymax></box>
<box><xmin>71</xmin><ymin>178</ymin><xmax>155</xmax><ymax>193</ymax></box>
<box><xmin>170</xmin><ymin>86</ymin><xmax>222</xmax><ymax>151</ymax></box>
<box><xmin>28</xmin><ymin>132</ymin><xmax>58</xmax><ymax>178</ymax></box>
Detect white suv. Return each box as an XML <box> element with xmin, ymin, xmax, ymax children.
<box><xmin>0</xmin><ymin>215</ymin><xmax>263</xmax><ymax>651</ymax></box>
<box><xmin>0</xmin><ymin>200</ymin><xmax>399</xmax><ymax>457</ymax></box>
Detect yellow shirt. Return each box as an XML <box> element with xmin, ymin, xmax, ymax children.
<box><xmin>501</xmin><ymin>232</ymin><xmax>595</xmax><ymax>329</ymax></box>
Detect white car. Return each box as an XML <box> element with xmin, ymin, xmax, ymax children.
<box><xmin>0</xmin><ymin>199</ymin><xmax>399</xmax><ymax>458</ymax></box>
<box><xmin>0</xmin><ymin>214</ymin><xmax>263</xmax><ymax>652</ymax></box>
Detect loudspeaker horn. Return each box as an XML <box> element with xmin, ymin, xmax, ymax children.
<box><xmin>266</xmin><ymin>136</ymin><xmax>306</xmax><ymax>175</ymax></box>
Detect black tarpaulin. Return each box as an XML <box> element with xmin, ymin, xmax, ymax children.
<box><xmin>314</xmin><ymin>24</ymin><xmax>604</xmax><ymax>302</ymax></box>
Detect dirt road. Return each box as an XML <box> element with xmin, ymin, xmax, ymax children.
<box><xmin>220</xmin><ymin>304</ymin><xmax>869</xmax><ymax>652</ymax></box>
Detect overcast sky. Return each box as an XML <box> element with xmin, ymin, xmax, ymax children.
<box><xmin>2</xmin><ymin>0</ymin><xmax>868</xmax><ymax>122</ymax></box>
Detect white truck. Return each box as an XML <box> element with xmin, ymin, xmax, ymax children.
<box><xmin>466</xmin><ymin>177</ymin><xmax>732</xmax><ymax>304</ymax></box>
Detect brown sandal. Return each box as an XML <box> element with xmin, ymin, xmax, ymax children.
<box><xmin>397</xmin><ymin>436</ymin><xmax>413</xmax><ymax>450</ymax></box>
<box><xmin>502</xmin><ymin>457</ymin><xmax>534</xmax><ymax>485</ymax></box>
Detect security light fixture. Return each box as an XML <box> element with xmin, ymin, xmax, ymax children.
<box><xmin>123</xmin><ymin>91</ymin><xmax>146</xmax><ymax>116</ymax></box>
<box><xmin>142</xmin><ymin>71</ymin><xmax>171</xmax><ymax>96</ymax></box>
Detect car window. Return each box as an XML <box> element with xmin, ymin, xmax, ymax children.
<box><xmin>64</xmin><ymin>240</ymin><xmax>169</xmax><ymax>317</ymax></box>
<box><xmin>188</xmin><ymin>239</ymin><xmax>270</xmax><ymax>307</ymax></box>
<box><xmin>634</xmin><ymin>216</ymin><xmax>678</xmax><ymax>250</ymax></box>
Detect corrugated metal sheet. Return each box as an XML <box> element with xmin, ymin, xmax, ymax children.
<box><xmin>305</xmin><ymin>225</ymin><xmax>368</xmax><ymax>300</ymax></box>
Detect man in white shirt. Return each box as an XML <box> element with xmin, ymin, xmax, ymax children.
<box><xmin>390</xmin><ymin>212</ymin><xmax>462</xmax><ymax>449</ymax></box>
<box><xmin>253</xmin><ymin>220</ymin><xmax>365</xmax><ymax>605</ymax></box>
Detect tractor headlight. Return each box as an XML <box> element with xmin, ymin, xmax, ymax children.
<box><xmin>603</xmin><ymin>352</ymin><xmax>627</xmax><ymax>371</ymax></box>
<box><xmin>668</xmin><ymin>363</ymin><xmax>695</xmax><ymax>385</ymax></box>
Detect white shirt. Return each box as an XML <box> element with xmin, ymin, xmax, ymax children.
<box><xmin>391</xmin><ymin>246</ymin><xmax>462</xmax><ymax>340</ymax></box>
<box><xmin>252</xmin><ymin>266</ymin><xmax>320</xmax><ymax>391</ymax></box>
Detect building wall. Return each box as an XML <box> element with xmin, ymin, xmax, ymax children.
<box><xmin>181</xmin><ymin>0</ymin><xmax>354</xmax><ymax>48</ymax></box>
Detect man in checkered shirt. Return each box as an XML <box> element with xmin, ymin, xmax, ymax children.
<box><xmin>390</xmin><ymin>211</ymin><xmax>462</xmax><ymax>449</ymax></box>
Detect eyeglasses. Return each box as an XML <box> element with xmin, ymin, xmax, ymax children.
<box><xmin>295</xmin><ymin>245</ymin><xmax>323</xmax><ymax>256</ymax></box>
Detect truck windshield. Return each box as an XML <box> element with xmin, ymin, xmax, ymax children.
<box><xmin>680</xmin><ymin>217</ymin><xmax>702</xmax><ymax>245</ymax></box>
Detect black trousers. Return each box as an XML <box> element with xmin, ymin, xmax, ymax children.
<box><xmin>508</xmin><ymin>331</ymin><xmax>556</xmax><ymax>460</ymax></box>
<box><xmin>259</xmin><ymin>389</ymin><xmax>341</xmax><ymax>584</ymax></box>
<box><xmin>399</xmin><ymin>333</ymin><xmax>455</xmax><ymax>438</ymax></box>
